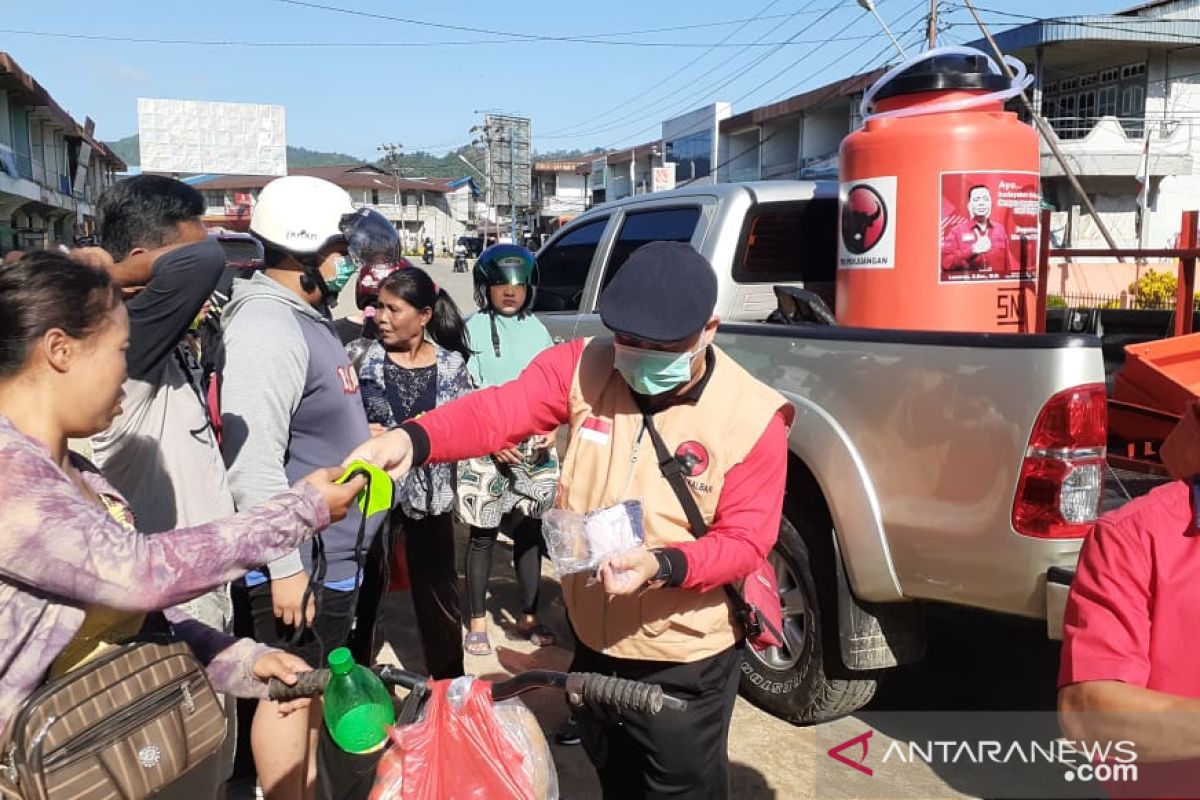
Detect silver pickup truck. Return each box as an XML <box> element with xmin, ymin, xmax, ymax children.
<box><xmin>533</xmin><ymin>181</ymin><xmax>1105</xmax><ymax>724</ymax></box>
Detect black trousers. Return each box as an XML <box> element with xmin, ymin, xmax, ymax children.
<box><xmin>571</xmin><ymin>640</ymin><xmax>743</xmax><ymax>800</ymax></box>
<box><xmin>465</xmin><ymin>517</ymin><xmax>544</xmax><ymax>619</ymax></box>
<box><xmin>405</xmin><ymin>513</ymin><xmax>465</xmax><ymax>679</ymax></box>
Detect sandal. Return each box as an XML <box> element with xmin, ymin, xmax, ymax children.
<box><xmin>464</xmin><ymin>630</ymin><xmax>493</xmax><ymax>656</ymax></box>
<box><xmin>520</xmin><ymin>623</ymin><xmax>556</xmax><ymax>648</ymax></box>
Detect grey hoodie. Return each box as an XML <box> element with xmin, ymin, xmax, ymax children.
<box><xmin>220</xmin><ymin>272</ymin><xmax>379</xmax><ymax>585</ymax></box>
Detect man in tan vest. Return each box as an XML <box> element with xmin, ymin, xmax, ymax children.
<box><xmin>350</xmin><ymin>241</ymin><xmax>792</xmax><ymax>799</ymax></box>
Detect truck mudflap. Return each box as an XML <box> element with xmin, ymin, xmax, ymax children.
<box><xmin>1045</xmin><ymin>566</ymin><xmax>1075</xmax><ymax>641</ymax></box>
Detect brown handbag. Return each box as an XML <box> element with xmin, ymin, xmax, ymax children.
<box><xmin>0</xmin><ymin>641</ymin><xmax>226</xmax><ymax>800</ymax></box>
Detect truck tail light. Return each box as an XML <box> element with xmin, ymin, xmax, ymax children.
<box><xmin>1012</xmin><ymin>384</ymin><xmax>1107</xmax><ymax>539</ymax></box>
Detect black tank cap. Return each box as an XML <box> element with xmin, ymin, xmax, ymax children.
<box><xmin>871</xmin><ymin>53</ymin><xmax>1011</xmax><ymax>102</ymax></box>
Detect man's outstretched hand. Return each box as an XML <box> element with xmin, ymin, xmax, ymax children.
<box><xmin>346</xmin><ymin>428</ymin><xmax>416</xmax><ymax>480</ymax></box>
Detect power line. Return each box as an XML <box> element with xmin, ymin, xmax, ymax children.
<box><xmin>539</xmin><ymin>0</ymin><xmax>788</xmax><ymax>138</ymax></box>
<box><xmin>591</xmin><ymin>0</ymin><xmax>923</xmax><ymax>155</ymax></box>
<box><xmin>543</xmin><ymin>0</ymin><xmax>852</xmax><ymax>145</ymax></box>
<box><xmin>272</xmin><ymin>0</ymin><xmax>855</xmax><ymax>47</ymax></box>
<box><xmin>730</xmin><ymin>0</ymin><xmax>928</xmax><ymax>114</ymax></box>
<box><xmin>705</xmin><ymin>15</ymin><xmax>930</xmax><ymax>183</ymax></box>
<box><xmin>0</xmin><ymin>25</ymin><xmax>888</xmax><ymax>49</ymax></box>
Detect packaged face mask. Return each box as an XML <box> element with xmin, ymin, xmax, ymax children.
<box><xmin>542</xmin><ymin>500</ymin><xmax>645</xmax><ymax>579</ymax></box>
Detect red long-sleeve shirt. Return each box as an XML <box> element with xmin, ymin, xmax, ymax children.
<box><xmin>407</xmin><ymin>339</ymin><xmax>787</xmax><ymax>591</ymax></box>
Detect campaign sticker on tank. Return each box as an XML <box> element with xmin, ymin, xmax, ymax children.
<box><xmin>839</xmin><ymin>177</ymin><xmax>897</xmax><ymax>270</ymax></box>
<box><xmin>939</xmin><ymin>171</ymin><xmax>1040</xmax><ymax>284</ymax></box>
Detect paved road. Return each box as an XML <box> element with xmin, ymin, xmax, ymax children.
<box><xmin>334</xmin><ymin>258</ymin><xmax>1065</xmax><ymax>799</ymax></box>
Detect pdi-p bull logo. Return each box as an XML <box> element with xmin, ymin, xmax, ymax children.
<box><xmin>841</xmin><ymin>185</ymin><xmax>888</xmax><ymax>255</ymax></box>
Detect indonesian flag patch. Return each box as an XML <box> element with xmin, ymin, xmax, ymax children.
<box><xmin>580</xmin><ymin>416</ymin><xmax>612</xmax><ymax>445</ymax></box>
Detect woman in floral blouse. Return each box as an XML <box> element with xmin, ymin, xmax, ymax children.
<box><xmin>0</xmin><ymin>252</ymin><xmax>364</xmax><ymax>736</ymax></box>
<box><xmin>357</xmin><ymin>266</ymin><xmax>473</xmax><ymax>678</ymax></box>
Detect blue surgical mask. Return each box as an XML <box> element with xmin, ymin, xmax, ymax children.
<box><xmin>613</xmin><ymin>341</ymin><xmax>705</xmax><ymax>396</ymax></box>
<box><xmin>325</xmin><ymin>255</ymin><xmax>357</xmax><ymax>294</ymax></box>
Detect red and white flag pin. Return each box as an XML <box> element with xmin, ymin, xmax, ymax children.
<box><xmin>580</xmin><ymin>416</ymin><xmax>612</xmax><ymax>445</ymax></box>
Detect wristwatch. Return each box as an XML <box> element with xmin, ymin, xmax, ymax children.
<box><xmin>649</xmin><ymin>548</ymin><xmax>672</xmax><ymax>586</ymax></box>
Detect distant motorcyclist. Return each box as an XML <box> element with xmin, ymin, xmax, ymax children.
<box><xmin>422</xmin><ymin>237</ymin><xmax>435</xmax><ymax>265</ymax></box>
<box><xmin>453</xmin><ymin>240</ymin><xmax>469</xmax><ymax>273</ymax></box>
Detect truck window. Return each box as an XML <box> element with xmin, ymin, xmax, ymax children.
<box><xmin>601</xmin><ymin>207</ymin><xmax>702</xmax><ymax>289</ymax></box>
<box><xmin>733</xmin><ymin>199</ymin><xmax>838</xmax><ymax>284</ymax></box>
<box><xmin>534</xmin><ymin>217</ymin><xmax>608</xmax><ymax>312</ymax></box>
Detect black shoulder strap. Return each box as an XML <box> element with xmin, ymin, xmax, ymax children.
<box><xmin>637</xmin><ymin>403</ymin><xmax>710</xmax><ymax>538</ymax></box>
<box><xmin>635</xmin><ymin>398</ymin><xmax>751</xmax><ymax>615</ymax></box>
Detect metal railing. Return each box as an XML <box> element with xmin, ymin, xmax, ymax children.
<box><xmin>1043</xmin><ymin>116</ymin><xmax>1189</xmax><ymax>143</ymax></box>
<box><xmin>1037</xmin><ymin>208</ymin><xmax>1200</xmax><ymax>336</ymax></box>
<box><xmin>1052</xmin><ymin>291</ymin><xmax>1177</xmax><ymax>311</ymax></box>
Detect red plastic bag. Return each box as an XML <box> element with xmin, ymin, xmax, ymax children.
<box><xmin>369</xmin><ymin>678</ymin><xmax>536</xmax><ymax>800</ymax></box>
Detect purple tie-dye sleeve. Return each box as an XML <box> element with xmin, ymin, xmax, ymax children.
<box><xmin>0</xmin><ymin>442</ymin><xmax>330</xmax><ymax>611</ymax></box>
<box><xmin>164</xmin><ymin>608</ymin><xmax>281</xmax><ymax>698</ymax></box>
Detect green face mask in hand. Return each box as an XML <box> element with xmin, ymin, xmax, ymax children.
<box><xmin>325</xmin><ymin>255</ymin><xmax>358</xmax><ymax>294</ymax></box>
<box><xmin>613</xmin><ymin>341</ymin><xmax>705</xmax><ymax>396</ymax></box>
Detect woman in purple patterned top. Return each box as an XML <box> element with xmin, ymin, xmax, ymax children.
<box><xmin>0</xmin><ymin>252</ymin><xmax>366</xmax><ymax>736</ymax></box>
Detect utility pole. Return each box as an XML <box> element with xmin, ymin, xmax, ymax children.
<box><xmin>509</xmin><ymin>132</ymin><xmax>517</xmax><ymax>243</ymax></box>
<box><xmin>962</xmin><ymin>0</ymin><xmax>1123</xmax><ymax>255</ymax></box>
<box><xmin>377</xmin><ymin>142</ymin><xmax>405</xmax><ymax>249</ymax></box>
<box><xmin>926</xmin><ymin>0</ymin><xmax>938</xmax><ymax>50</ymax></box>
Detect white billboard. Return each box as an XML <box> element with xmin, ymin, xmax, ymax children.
<box><xmin>137</xmin><ymin>98</ymin><xmax>287</xmax><ymax>176</ymax></box>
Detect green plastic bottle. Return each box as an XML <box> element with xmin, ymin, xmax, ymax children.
<box><xmin>322</xmin><ymin>647</ymin><xmax>396</xmax><ymax>753</ymax></box>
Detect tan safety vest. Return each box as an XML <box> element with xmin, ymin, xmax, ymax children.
<box><xmin>558</xmin><ymin>338</ymin><xmax>792</xmax><ymax>662</ymax></box>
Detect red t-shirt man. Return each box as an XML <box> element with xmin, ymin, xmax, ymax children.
<box><xmin>1058</xmin><ymin>479</ymin><xmax>1200</xmax><ymax>797</ymax></box>
<box><xmin>941</xmin><ymin>185</ymin><xmax>1012</xmax><ymax>278</ymax></box>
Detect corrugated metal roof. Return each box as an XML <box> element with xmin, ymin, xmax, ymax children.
<box><xmin>971</xmin><ymin>15</ymin><xmax>1200</xmax><ymax>53</ymax></box>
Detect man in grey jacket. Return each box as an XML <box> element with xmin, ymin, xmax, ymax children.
<box><xmin>220</xmin><ymin>175</ymin><xmax>382</xmax><ymax>799</ymax></box>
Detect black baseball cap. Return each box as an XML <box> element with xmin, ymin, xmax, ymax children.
<box><xmin>598</xmin><ymin>241</ymin><xmax>718</xmax><ymax>344</ymax></box>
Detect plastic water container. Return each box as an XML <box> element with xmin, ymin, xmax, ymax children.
<box><xmin>322</xmin><ymin>647</ymin><xmax>396</xmax><ymax>754</ymax></box>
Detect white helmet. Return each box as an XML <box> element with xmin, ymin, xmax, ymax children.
<box><xmin>250</xmin><ymin>175</ymin><xmax>355</xmax><ymax>255</ymax></box>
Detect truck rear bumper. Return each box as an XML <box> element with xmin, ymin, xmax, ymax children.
<box><xmin>1045</xmin><ymin>566</ymin><xmax>1075</xmax><ymax>640</ymax></box>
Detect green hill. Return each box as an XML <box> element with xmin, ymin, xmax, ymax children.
<box><xmin>102</xmin><ymin>136</ymin><xmax>605</xmax><ymax>177</ymax></box>
<box><xmin>103</xmin><ymin>135</ymin><xmax>363</xmax><ymax>170</ymax></box>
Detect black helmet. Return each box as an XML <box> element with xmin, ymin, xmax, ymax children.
<box><xmin>473</xmin><ymin>243</ymin><xmax>538</xmax><ymax>312</ymax></box>
<box><xmin>340</xmin><ymin>208</ymin><xmax>399</xmax><ymax>268</ymax></box>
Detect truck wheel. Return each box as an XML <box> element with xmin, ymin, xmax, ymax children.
<box><xmin>739</xmin><ymin>514</ymin><xmax>880</xmax><ymax>724</ymax></box>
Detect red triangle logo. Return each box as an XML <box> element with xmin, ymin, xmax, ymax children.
<box><xmin>827</xmin><ymin>730</ymin><xmax>874</xmax><ymax>776</ymax></box>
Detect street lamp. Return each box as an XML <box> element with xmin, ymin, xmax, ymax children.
<box><xmin>856</xmin><ymin>0</ymin><xmax>909</xmax><ymax>59</ymax></box>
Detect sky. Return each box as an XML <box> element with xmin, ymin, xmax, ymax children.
<box><xmin>3</xmin><ymin>0</ymin><xmax>1127</xmax><ymax>160</ymax></box>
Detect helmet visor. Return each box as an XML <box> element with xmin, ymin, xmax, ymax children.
<box><xmin>483</xmin><ymin>253</ymin><xmax>535</xmax><ymax>286</ymax></box>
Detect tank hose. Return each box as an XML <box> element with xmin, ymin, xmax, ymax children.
<box><xmin>861</xmin><ymin>45</ymin><xmax>1033</xmax><ymax>122</ymax></box>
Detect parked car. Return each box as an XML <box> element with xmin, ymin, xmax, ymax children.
<box><xmin>534</xmin><ymin>181</ymin><xmax>1105</xmax><ymax>723</ymax></box>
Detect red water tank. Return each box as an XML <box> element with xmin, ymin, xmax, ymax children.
<box><xmin>835</xmin><ymin>49</ymin><xmax>1040</xmax><ymax>332</ymax></box>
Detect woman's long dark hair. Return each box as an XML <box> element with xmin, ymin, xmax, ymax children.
<box><xmin>0</xmin><ymin>251</ymin><xmax>121</xmax><ymax>378</ymax></box>
<box><xmin>378</xmin><ymin>266</ymin><xmax>472</xmax><ymax>362</ymax></box>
